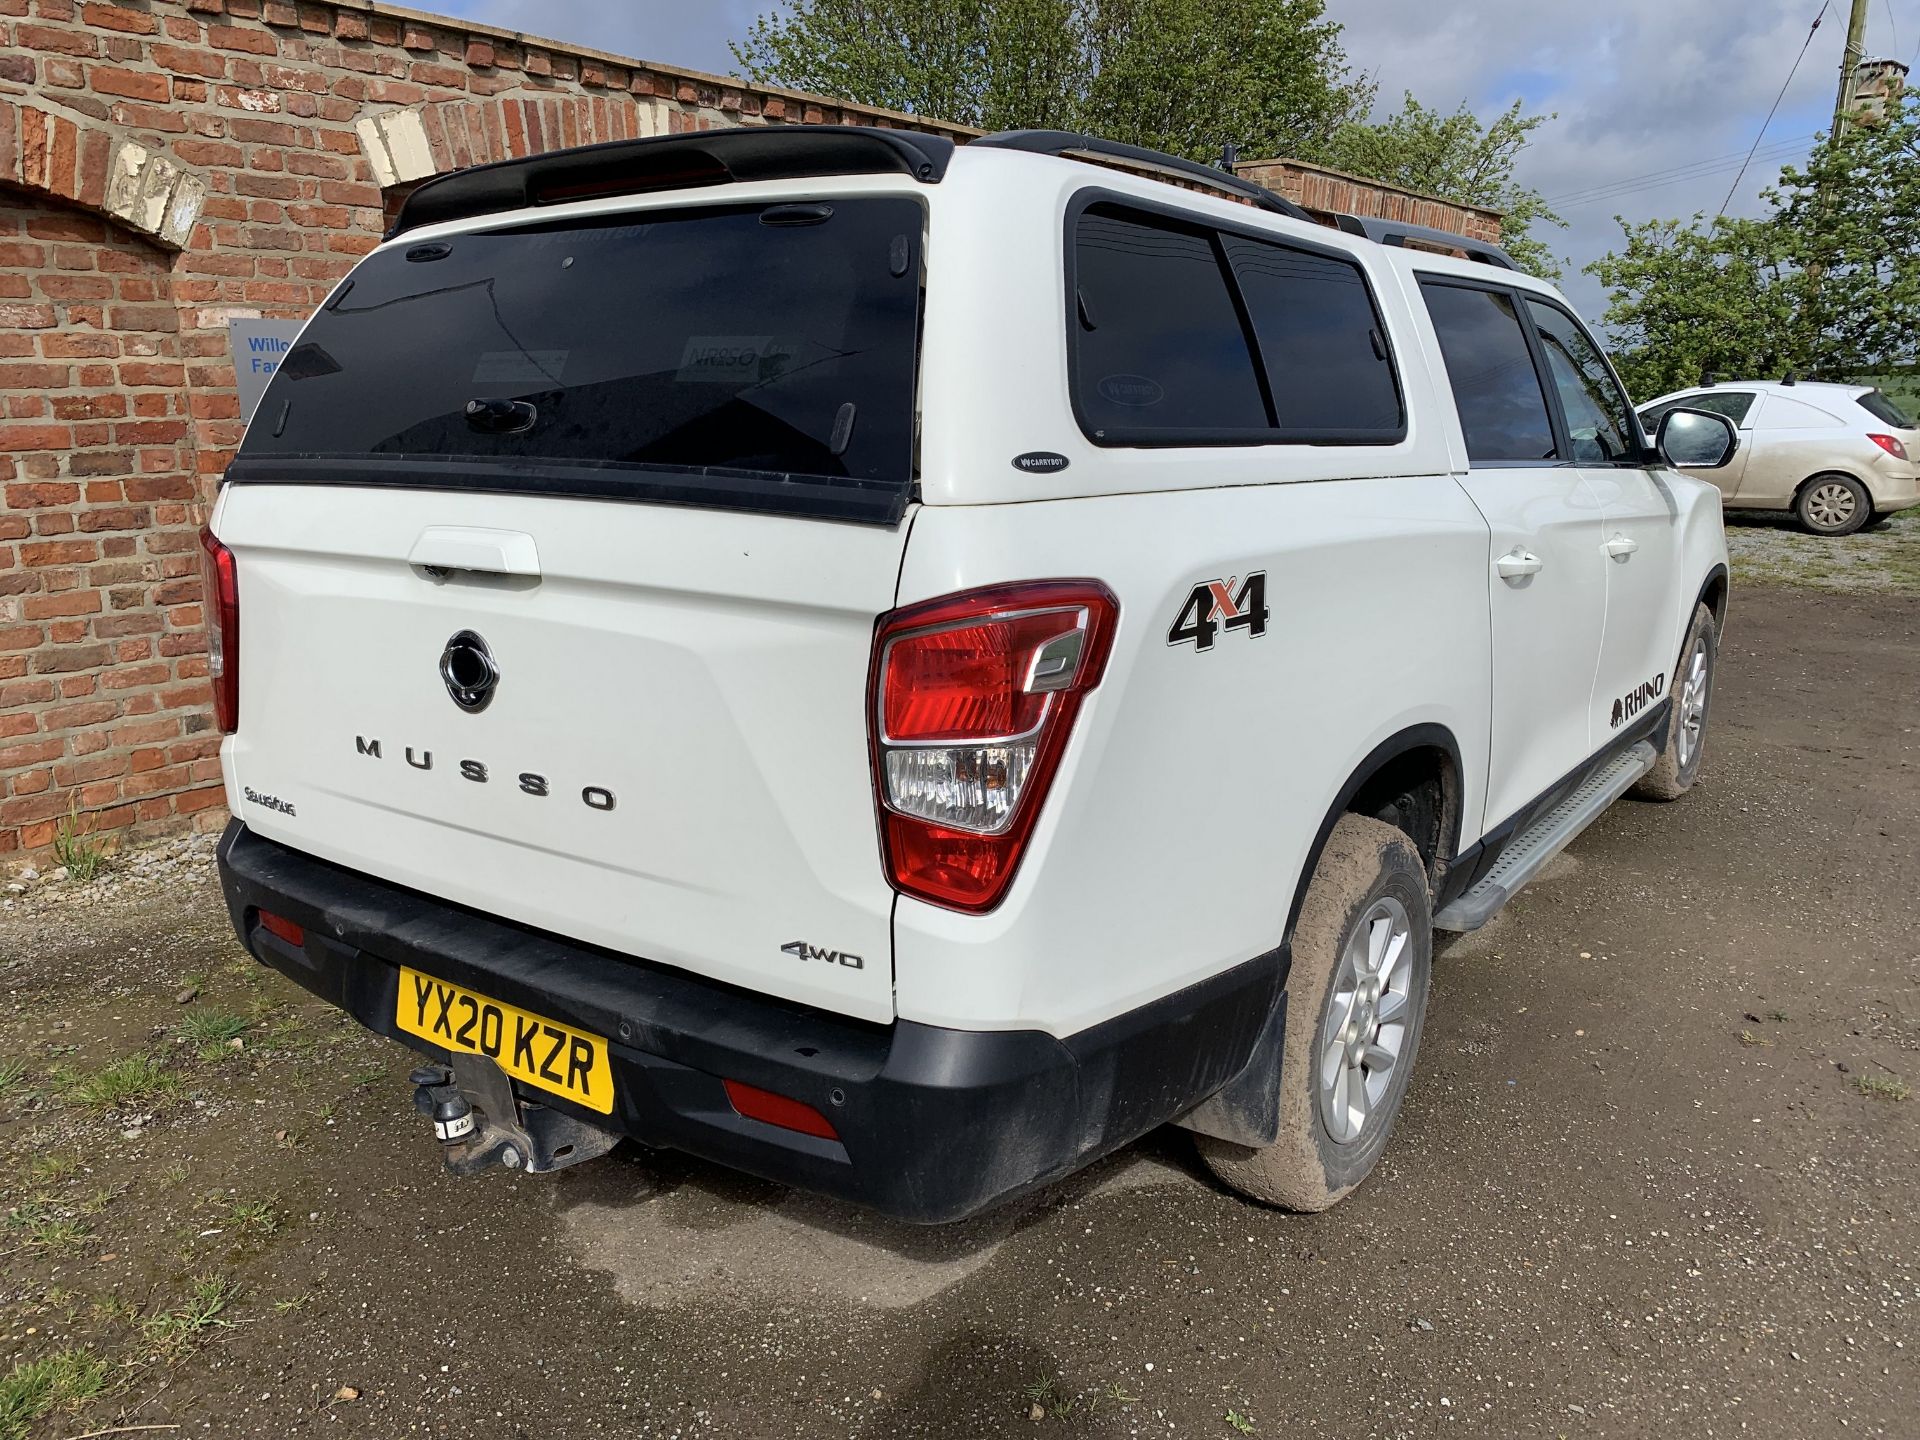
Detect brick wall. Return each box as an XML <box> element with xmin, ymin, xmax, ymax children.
<box><xmin>1236</xmin><ymin>157</ymin><xmax>1504</xmax><ymax>245</ymax></box>
<box><xmin>0</xmin><ymin>0</ymin><xmax>1497</xmax><ymax>865</ymax></box>
<box><xmin>0</xmin><ymin>0</ymin><xmax>973</xmax><ymax>863</ymax></box>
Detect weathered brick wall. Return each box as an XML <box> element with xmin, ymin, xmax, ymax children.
<box><xmin>0</xmin><ymin>0</ymin><xmax>972</xmax><ymax>863</ymax></box>
<box><xmin>1237</xmin><ymin>157</ymin><xmax>1504</xmax><ymax>245</ymax></box>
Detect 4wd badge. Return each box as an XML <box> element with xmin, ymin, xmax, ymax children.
<box><xmin>1167</xmin><ymin>572</ymin><xmax>1269</xmax><ymax>652</ymax></box>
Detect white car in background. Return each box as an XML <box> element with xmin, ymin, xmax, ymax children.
<box><xmin>1638</xmin><ymin>379</ymin><xmax>1920</xmax><ymax>535</ymax></box>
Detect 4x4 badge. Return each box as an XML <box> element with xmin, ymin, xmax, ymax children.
<box><xmin>1167</xmin><ymin>572</ymin><xmax>1270</xmax><ymax>652</ymax></box>
<box><xmin>440</xmin><ymin>630</ymin><xmax>500</xmax><ymax>713</ymax></box>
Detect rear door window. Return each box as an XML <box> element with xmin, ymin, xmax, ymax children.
<box><xmin>232</xmin><ymin>198</ymin><xmax>924</xmax><ymax>519</ymax></box>
<box><xmin>1070</xmin><ymin>204</ymin><xmax>1268</xmax><ymax>440</ymax></box>
<box><xmin>1417</xmin><ymin>281</ymin><xmax>1557</xmax><ymax>463</ymax></box>
<box><xmin>1221</xmin><ymin>235</ymin><xmax>1403</xmax><ymax>441</ymax></box>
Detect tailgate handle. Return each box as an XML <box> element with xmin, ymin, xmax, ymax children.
<box><xmin>407</xmin><ymin>527</ymin><xmax>541</xmax><ymax>578</ymax></box>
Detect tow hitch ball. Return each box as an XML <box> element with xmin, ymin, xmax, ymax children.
<box><xmin>408</xmin><ymin>1058</ymin><xmax>617</xmax><ymax>1177</ymax></box>
<box><xmin>410</xmin><ymin>1065</ymin><xmax>477</xmax><ymax>1145</ymax></box>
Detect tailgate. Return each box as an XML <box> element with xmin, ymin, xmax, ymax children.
<box><xmin>209</xmin><ymin>191</ymin><xmax>931</xmax><ymax>1025</ymax></box>
<box><xmin>216</xmin><ymin>484</ymin><xmax>905</xmax><ymax>1023</ymax></box>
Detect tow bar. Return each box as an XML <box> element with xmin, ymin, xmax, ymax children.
<box><xmin>410</xmin><ymin>1055</ymin><xmax>620</xmax><ymax>1177</ymax></box>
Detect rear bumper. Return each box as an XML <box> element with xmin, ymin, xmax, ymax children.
<box><xmin>216</xmin><ymin>821</ymin><xmax>1283</xmax><ymax>1223</ymax></box>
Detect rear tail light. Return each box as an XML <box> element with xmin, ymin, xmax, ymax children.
<box><xmin>870</xmin><ymin>580</ymin><xmax>1119</xmax><ymax>913</ymax></box>
<box><xmin>723</xmin><ymin>1079</ymin><xmax>839</xmax><ymax>1140</ymax></box>
<box><xmin>199</xmin><ymin>527</ymin><xmax>239</xmax><ymax>734</ymax></box>
<box><xmin>1869</xmin><ymin>432</ymin><xmax>1909</xmax><ymax>460</ymax></box>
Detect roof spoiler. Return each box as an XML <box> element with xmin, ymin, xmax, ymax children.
<box><xmin>390</xmin><ymin>125</ymin><xmax>956</xmax><ymax>237</ymax></box>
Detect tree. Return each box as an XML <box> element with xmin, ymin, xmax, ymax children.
<box><xmin>1586</xmin><ymin>216</ymin><xmax>1805</xmax><ymax>398</ymax></box>
<box><xmin>1326</xmin><ymin>95</ymin><xmax>1565</xmax><ymax>279</ymax></box>
<box><xmin>731</xmin><ymin>0</ymin><xmax>1373</xmax><ymax>164</ymax></box>
<box><xmin>1589</xmin><ymin>91</ymin><xmax>1920</xmax><ymax>393</ymax></box>
<box><xmin>1773</xmin><ymin>91</ymin><xmax>1920</xmax><ymax>374</ymax></box>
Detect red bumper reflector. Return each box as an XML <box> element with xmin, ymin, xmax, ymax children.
<box><xmin>722</xmin><ymin>1079</ymin><xmax>839</xmax><ymax>1140</ymax></box>
<box><xmin>258</xmin><ymin>909</ymin><xmax>304</xmax><ymax>947</ymax></box>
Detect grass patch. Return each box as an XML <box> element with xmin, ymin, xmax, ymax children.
<box><xmin>0</xmin><ymin>1059</ymin><xmax>26</xmax><ymax>1099</ymax></box>
<box><xmin>54</xmin><ymin>1053</ymin><xmax>180</xmax><ymax>1110</ymax></box>
<box><xmin>52</xmin><ymin>802</ymin><xmax>111</xmax><ymax>883</ymax></box>
<box><xmin>3</xmin><ymin>1202</ymin><xmax>92</xmax><ymax>1253</ymax></box>
<box><xmin>140</xmin><ymin>1275</ymin><xmax>236</xmax><ymax>1359</ymax></box>
<box><xmin>0</xmin><ymin>1347</ymin><xmax>109</xmax><ymax>1440</ymax></box>
<box><xmin>1856</xmin><ymin>1074</ymin><xmax>1911</xmax><ymax>1102</ymax></box>
<box><xmin>178</xmin><ymin>1007</ymin><xmax>250</xmax><ymax>1061</ymax></box>
<box><xmin>221</xmin><ymin>1197</ymin><xmax>278</xmax><ymax>1235</ymax></box>
<box><xmin>23</xmin><ymin>1153</ymin><xmax>80</xmax><ymax>1189</ymax></box>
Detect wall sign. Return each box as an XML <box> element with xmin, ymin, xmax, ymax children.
<box><xmin>227</xmin><ymin>318</ymin><xmax>307</xmax><ymax>426</ymax></box>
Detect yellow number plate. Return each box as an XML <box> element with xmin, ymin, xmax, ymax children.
<box><xmin>396</xmin><ymin>967</ymin><xmax>614</xmax><ymax>1114</ymax></box>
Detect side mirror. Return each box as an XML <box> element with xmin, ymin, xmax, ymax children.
<box><xmin>1656</xmin><ymin>407</ymin><xmax>1738</xmax><ymax>469</ymax></box>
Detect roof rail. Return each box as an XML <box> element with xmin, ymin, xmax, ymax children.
<box><xmin>1330</xmin><ymin>214</ymin><xmax>1517</xmax><ymax>270</ymax></box>
<box><xmin>972</xmin><ymin>129</ymin><xmax>1315</xmax><ymax>223</ymax></box>
<box><xmin>391</xmin><ymin>125</ymin><xmax>956</xmax><ymax>237</ymax></box>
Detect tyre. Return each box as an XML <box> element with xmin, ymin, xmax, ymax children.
<box><xmin>1795</xmin><ymin>473</ymin><xmax>1871</xmax><ymax>535</ymax></box>
<box><xmin>1633</xmin><ymin>602</ymin><xmax>1718</xmax><ymax>802</ymax></box>
<box><xmin>1197</xmin><ymin>813</ymin><xmax>1432</xmax><ymax>1211</ymax></box>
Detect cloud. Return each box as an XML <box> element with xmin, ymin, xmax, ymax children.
<box><xmin>428</xmin><ymin>0</ymin><xmax>1914</xmax><ymax>327</ymax></box>
<box><xmin>1331</xmin><ymin>0</ymin><xmax>1915</xmax><ymax>318</ymax></box>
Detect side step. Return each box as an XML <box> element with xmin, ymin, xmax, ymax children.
<box><xmin>1434</xmin><ymin>741</ymin><xmax>1658</xmax><ymax>933</ymax></box>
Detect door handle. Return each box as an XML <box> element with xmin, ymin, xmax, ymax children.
<box><xmin>407</xmin><ymin>526</ymin><xmax>541</xmax><ymax>578</ymax></box>
<box><xmin>1603</xmin><ymin>534</ymin><xmax>1639</xmax><ymax>562</ymax></box>
<box><xmin>1495</xmin><ymin>548</ymin><xmax>1545</xmax><ymax>581</ymax></box>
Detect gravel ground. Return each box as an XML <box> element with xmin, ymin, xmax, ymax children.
<box><xmin>0</xmin><ymin>584</ymin><xmax>1915</xmax><ymax>1439</ymax></box>
<box><xmin>1727</xmin><ymin>506</ymin><xmax>1920</xmax><ymax>593</ymax></box>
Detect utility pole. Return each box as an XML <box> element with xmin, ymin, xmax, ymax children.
<box><xmin>1831</xmin><ymin>0</ymin><xmax>1871</xmax><ymax>138</ymax></box>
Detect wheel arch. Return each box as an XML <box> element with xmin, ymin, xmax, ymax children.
<box><xmin>1695</xmin><ymin>561</ymin><xmax>1729</xmax><ymax>628</ymax></box>
<box><xmin>1177</xmin><ymin>722</ymin><xmax>1461</xmax><ymax>1150</ymax></box>
<box><xmin>1284</xmin><ymin>722</ymin><xmax>1464</xmax><ymax>952</ymax></box>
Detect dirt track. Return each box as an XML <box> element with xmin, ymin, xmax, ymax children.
<box><xmin>2</xmin><ymin>582</ymin><xmax>1916</xmax><ymax>1439</ymax></box>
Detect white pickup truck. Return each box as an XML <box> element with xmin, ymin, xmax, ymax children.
<box><xmin>208</xmin><ymin>126</ymin><xmax>1732</xmax><ymax>1221</ymax></box>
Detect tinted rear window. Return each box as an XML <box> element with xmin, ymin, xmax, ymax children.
<box><xmin>1859</xmin><ymin>390</ymin><xmax>1916</xmax><ymax>427</ymax></box>
<box><xmin>235</xmin><ymin>199</ymin><xmax>922</xmax><ymax>516</ymax></box>
<box><xmin>1221</xmin><ymin>235</ymin><xmax>1403</xmax><ymax>440</ymax></box>
<box><xmin>1070</xmin><ymin>204</ymin><xmax>1268</xmax><ymax>438</ymax></box>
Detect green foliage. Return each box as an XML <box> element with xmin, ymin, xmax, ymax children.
<box><xmin>1591</xmin><ymin>92</ymin><xmax>1920</xmax><ymax>397</ymax></box>
<box><xmin>1326</xmin><ymin>94</ymin><xmax>1564</xmax><ymax>279</ymax></box>
<box><xmin>732</xmin><ymin>0</ymin><xmax>1372</xmax><ymax>163</ymax></box>
<box><xmin>0</xmin><ymin>1348</ymin><xmax>108</xmax><ymax>1440</ymax></box>
<box><xmin>54</xmin><ymin>1052</ymin><xmax>180</xmax><ymax>1110</ymax></box>
<box><xmin>53</xmin><ymin>800</ymin><xmax>109</xmax><ymax>882</ymax></box>
<box><xmin>1587</xmin><ymin>215</ymin><xmax>1805</xmax><ymax>399</ymax></box>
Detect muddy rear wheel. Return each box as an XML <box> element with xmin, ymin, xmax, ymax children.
<box><xmin>1197</xmin><ymin>813</ymin><xmax>1432</xmax><ymax>1211</ymax></box>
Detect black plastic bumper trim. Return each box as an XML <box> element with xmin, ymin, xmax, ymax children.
<box><xmin>216</xmin><ymin>821</ymin><xmax>1284</xmax><ymax>1223</ymax></box>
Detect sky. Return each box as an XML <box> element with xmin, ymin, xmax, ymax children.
<box><xmin>430</xmin><ymin>0</ymin><xmax>1916</xmax><ymax>318</ymax></box>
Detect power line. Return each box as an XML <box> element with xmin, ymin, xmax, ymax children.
<box><xmin>1883</xmin><ymin>0</ymin><xmax>1899</xmax><ymax>56</ymax></box>
<box><xmin>1719</xmin><ymin>2</ymin><xmax>1829</xmax><ymax>217</ymax></box>
<box><xmin>1545</xmin><ymin>135</ymin><xmax>1818</xmax><ymax>209</ymax></box>
<box><xmin>1547</xmin><ymin>136</ymin><xmax>1815</xmax><ymax>205</ymax></box>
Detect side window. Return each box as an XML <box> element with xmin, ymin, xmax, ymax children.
<box><xmin>1685</xmin><ymin>391</ymin><xmax>1756</xmax><ymax>425</ymax></box>
<box><xmin>1417</xmin><ymin>280</ymin><xmax>1557</xmax><ymax>463</ymax></box>
<box><xmin>1523</xmin><ymin>299</ymin><xmax>1636</xmax><ymax>464</ymax></box>
<box><xmin>1071</xmin><ymin>204</ymin><xmax>1267</xmax><ymax>439</ymax></box>
<box><xmin>1219</xmin><ymin>235</ymin><xmax>1404</xmax><ymax>440</ymax></box>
